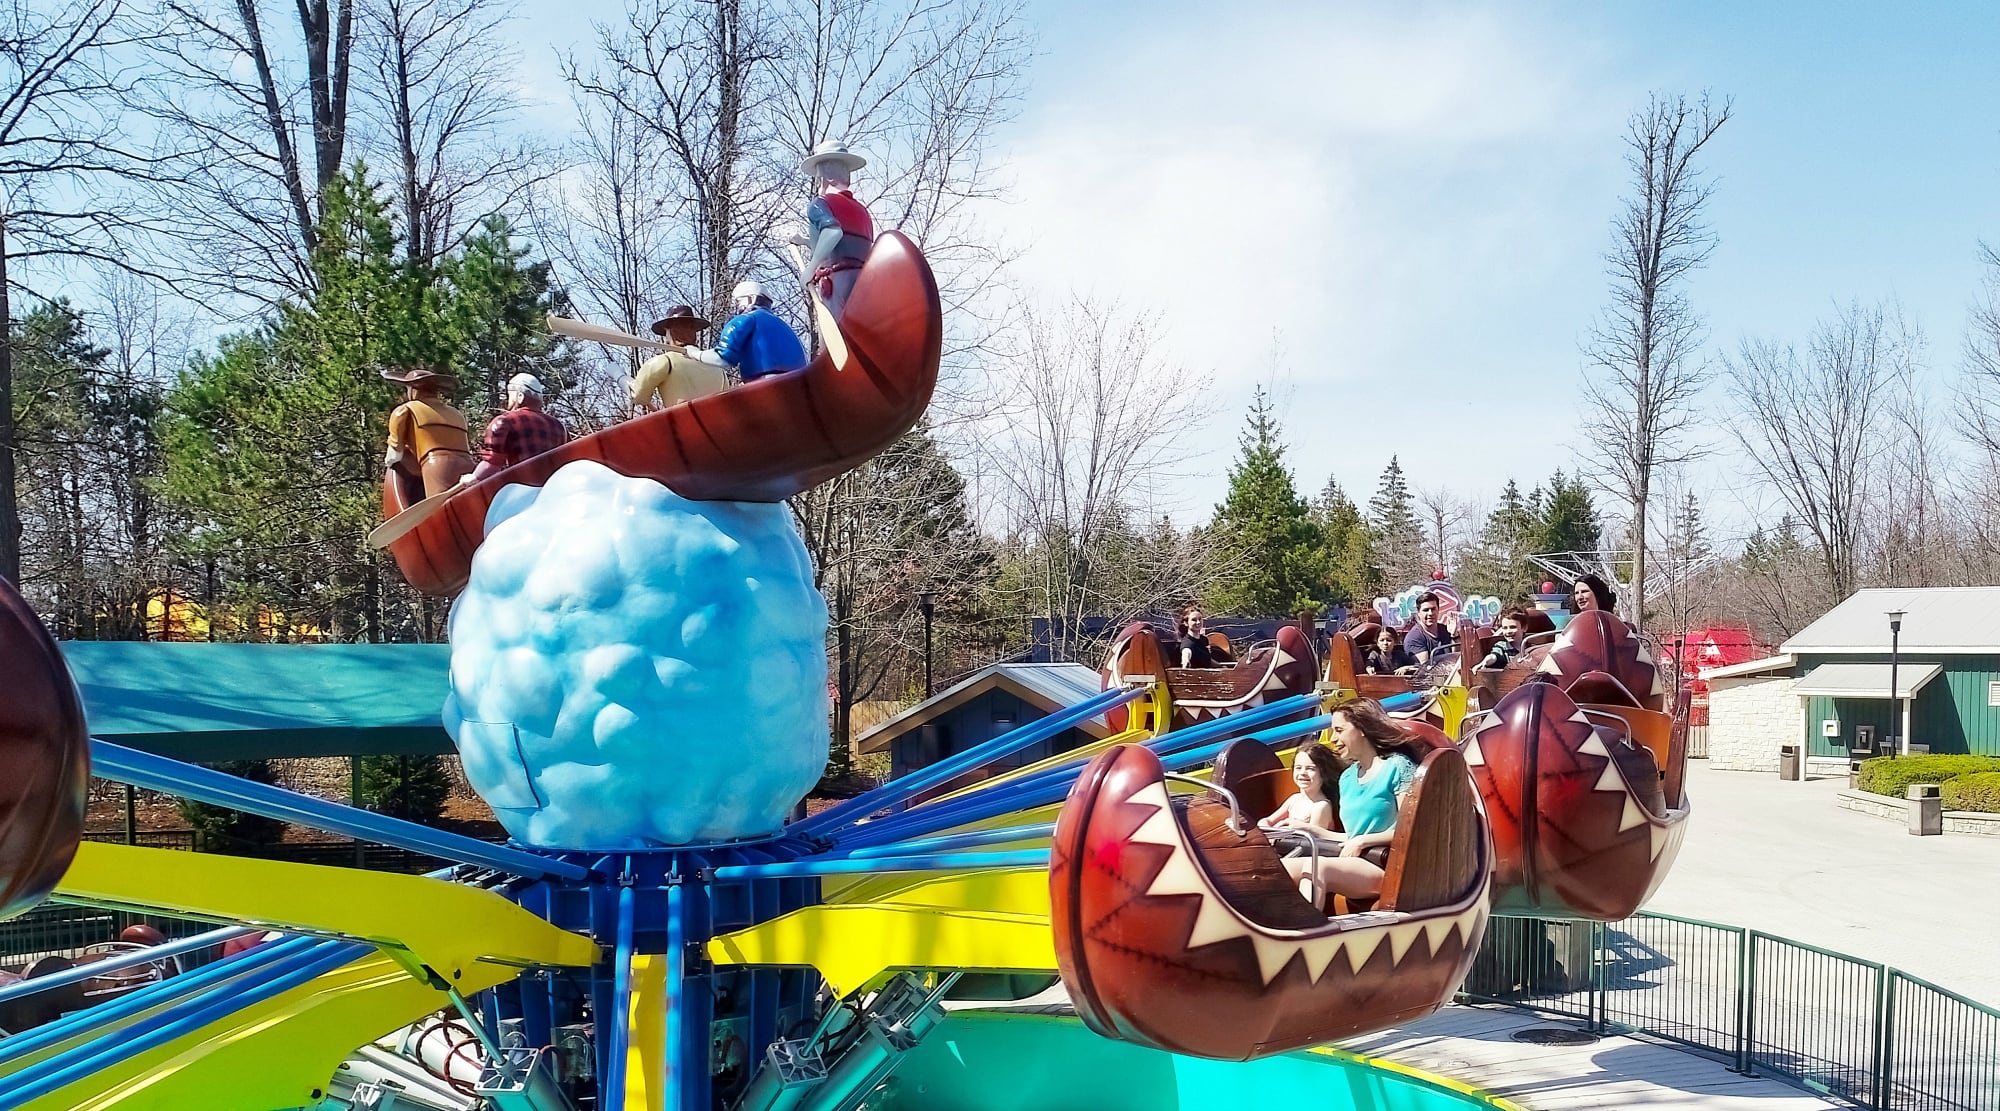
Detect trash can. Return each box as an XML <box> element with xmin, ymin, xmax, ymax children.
<box><xmin>1779</xmin><ymin>744</ymin><xmax>1800</xmax><ymax>781</ymax></box>
<box><xmin>1909</xmin><ymin>784</ymin><xmax>1943</xmax><ymax>836</ymax></box>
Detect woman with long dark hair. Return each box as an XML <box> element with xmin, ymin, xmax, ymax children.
<box><xmin>1283</xmin><ymin>698</ymin><xmax>1423</xmax><ymax>905</ymax></box>
<box><xmin>1569</xmin><ymin>574</ymin><xmax>1618</xmax><ymax>615</ymax></box>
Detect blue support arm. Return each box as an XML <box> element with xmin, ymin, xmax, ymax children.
<box><xmin>90</xmin><ymin>740</ymin><xmax>586</xmax><ymax>881</ymax></box>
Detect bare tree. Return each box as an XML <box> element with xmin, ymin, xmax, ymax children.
<box><xmin>1415</xmin><ymin>485</ymin><xmax>1474</xmax><ymax>580</ymax></box>
<box><xmin>1581</xmin><ymin>92</ymin><xmax>1730</xmax><ymax>632</ymax></box>
<box><xmin>135</xmin><ymin>0</ymin><xmax>359</xmax><ymax>296</ymax></box>
<box><xmin>2</xmin><ymin>0</ymin><xmax>156</xmax><ymax>583</ymax></box>
<box><xmin>1960</xmin><ymin>243</ymin><xmax>2000</xmax><ymax>459</ymax></box>
<box><xmin>984</xmin><ymin>296</ymin><xmax>1212</xmax><ymax>662</ymax></box>
<box><xmin>1725</xmin><ymin>302</ymin><xmax>1906</xmax><ymax>602</ymax></box>
<box><xmin>356</xmin><ymin>0</ymin><xmax>538</xmax><ymax>268</ymax></box>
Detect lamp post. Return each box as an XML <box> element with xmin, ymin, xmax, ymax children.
<box><xmin>1887</xmin><ymin>608</ymin><xmax>1906</xmax><ymax>758</ymax></box>
<box><xmin>918</xmin><ymin>591</ymin><xmax>937</xmax><ymax>698</ymax></box>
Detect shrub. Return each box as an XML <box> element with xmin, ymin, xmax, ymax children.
<box><xmin>177</xmin><ymin>760</ymin><xmax>287</xmax><ymax>850</ymax></box>
<box><xmin>1941</xmin><ymin>771</ymin><xmax>2000</xmax><ymax>813</ymax></box>
<box><xmin>1856</xmin><ymin>754</ymin><xmax>2000</xmax><ymax>799</ymax></box>
<box><xmin>358</xmin><ymin>754</ymin><xmax>451</xmax><ymax>825</ymax></box>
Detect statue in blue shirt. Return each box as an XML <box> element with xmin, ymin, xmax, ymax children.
<box><xmin>686</xmin><ymin>280</ymin><xmax>808</xmax><ymax>382</ymax></box>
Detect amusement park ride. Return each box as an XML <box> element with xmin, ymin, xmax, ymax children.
<box><xmin>0</xmin><ymin>165</ymin><xmax>1696</xmax><ymax>1111</ymax></box>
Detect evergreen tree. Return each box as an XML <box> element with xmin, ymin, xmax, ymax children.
<box><xmin>1536</xmin><ymin>471</ymin><xmax>1601</xmax><ymax>569</ymax></box>
<box><xmin>1461</xmin><ymin>479</ymin><xmax>1541</xmax><ymax>601</ymax></box>
<box><xmin>1313</xmin><ymin>478</ymin><xmax>1377</xmax><ymax>604</ymax></box>
<box><xmin>1203</xmin><ymin>390</ymin><xmax>1329</xmax><ymax>616</ymax></box>
<box><xmin>1367</xmin><ymin>456</ymin><xmax>1425</xmax><ymax>587</ymax></box>
<box><xmin>1670</xmin><ymin>492</ymin><xmax>1711</xmax><ymax>562</ymax></box>
<box><xmin>359</xmin><ymin>754</ymin><xmax>452</xmax><ymax>824</ymax></box>
<box><xmin>177</xmin><ymin>761</ymin><xmax>287</xmax><ymax>850</ymax></box>
<box><xmin>441</xmin><ymin>216</ymin><xmax>571</xmax><ymax>412</ymax></box>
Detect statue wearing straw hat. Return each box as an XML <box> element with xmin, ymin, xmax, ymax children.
<box><xmin>382</xmin><ymin>366</ymin><xmax>475</xmax><ymax>503</ymax></box>
<box><xmin>632</xmin><ymin>304</ymin><xmax>728</xmax><ymax>411</ymax></box>
<box><xmin>798</xmin><ymin>140</ymin><xmax>874</xmax><ymax>316</ymax></box>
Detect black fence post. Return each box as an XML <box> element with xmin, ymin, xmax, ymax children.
<box><xmin>1740</xmin><ymin>930</ymin><xmax>1758</xmax><ymax>1077</ymax></box>
<box><xmin>1873</xmin><ymin>968</ymin><xmax>1895</xmax><ymax>1110</ymax></box>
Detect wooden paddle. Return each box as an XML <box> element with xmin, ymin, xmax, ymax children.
<box><xmin>546</xmin><ymin>313</ymin><xmax>669</xmax><ymax>349</ymax></box>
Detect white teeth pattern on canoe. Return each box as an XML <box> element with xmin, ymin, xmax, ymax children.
<box><xmin>1120</xmin><ymin>774</ymin><xmax>1485</xmax><ymax>985</ymax></box>
<box><xmin>1594</xmin><ymin>760</ymin><xmax>1626</xmax><ymax>794</ymax></box>
<box><xmin>1619</xmin><ymin>795</ymin><xmax>1648</xmax><ymax>832</ymax></box>
<box><xmin>1650</xmin><ymin>823</ymin><xmax>1671</xmax><ymax>861</ymax></box>
<box><xmin>1461</xmin><ymin>737</ymin><xmax>1485</xmax><ymax>766</ymax></box>
<box><xmin>1578</xmin><ymin>734</ymin><xmax>1610</xmax><ymax>759</ymax></box>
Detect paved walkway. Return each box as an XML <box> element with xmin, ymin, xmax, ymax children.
<box><xmin>1647</xmin><ymin>762</ymin><xmax>2000</xmax><ymax>1007</ymax></box>
<box><xmin>1349</xmin><ymin>1004</ymin><xmax>1840</xmax><ymax>1109</ymax></box>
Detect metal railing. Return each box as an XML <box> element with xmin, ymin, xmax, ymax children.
<box><xmin>0</xmin><ymin>905</ymin><xmax>219</xmax><ymax>971</ymax></box>
<box><xmin>1465</xmin><ymin>912</ymin><xmax>2000</xmax><ymax>1110</ymax></box>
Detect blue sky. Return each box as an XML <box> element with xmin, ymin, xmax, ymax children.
<box><xmin>529</xmin><ymin>1</ymin><xmax>2000</xmax><ymax>539</ymax></box>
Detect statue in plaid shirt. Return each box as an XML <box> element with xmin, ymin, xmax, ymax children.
<box><xmin>472</xmin><ymin>374</ymin><xmax>569</xmax><ymax>481</ymax></box>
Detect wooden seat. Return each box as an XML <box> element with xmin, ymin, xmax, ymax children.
<box><xmin>1378</xmin><ymin>747</ymin><xmax>1482</xmax><ymax>913</ymax></box>
<box><xmin>1567</xmin><ymin>669</ymin><xmax>1642</xmax><ymax>708</ymax></box>
<box><xmin>1327</xmin><ymin>629</ymin><xmax>1416</xmax><ymax>699</ymax></box>
<box><xmin>1213</xmin><ymin>737</ymin><xmax>1313</xmax><ymax>827</ymax></box>
<box><xmin>1179</xmin><ymin>795</ymin><xmax>1326</xmax><ymax>930</ymax></box>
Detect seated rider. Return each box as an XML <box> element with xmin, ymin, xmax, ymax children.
<box><xmin>1402</xmin><ymin>590</ymin><xmax>1455</xmax><ymax>664</ymax></box>
<box><xmin>685</xmin><ymin>280</ymin><xmax>808</xmax><ymax>383</ymax></box>
<box><xmin>471</xmin><ymin>373</ymin><xmax>568</xmax><ymax>481</ymax></box>
<box><xmin>1281</xmin><ymin>699</ymin><xmax>1422</xmax><ymax>907</ymax></box>
<box><xmin>1365</xmin><ymin>626</ymin><xmax>1416</xmax><ymax>676</ymax></box>
<box><xmin>1259</xmin><ymin>741</ymin><xmax>1342</xmax><ymax>835</ymax></box>
<box><xmin>1178</xmin><ymin>606</ymin><xmax>1218</xmax><ymax>669</ymax></box>
<box><xmin>1479</xmin><ymin>608</ymin><xmax>1529</xmax><ymax>670</ymax></box>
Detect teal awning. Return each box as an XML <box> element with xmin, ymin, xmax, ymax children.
<box><xmin>60</xmin><ymin>642</ymin><xmax>453</xmax><ymax>761</ymax></box>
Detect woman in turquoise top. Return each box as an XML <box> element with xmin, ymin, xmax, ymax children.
<box><xmin>1283</xmin><ymin>698</ymin><xmax>1422</xmax><ymax>907</ymax></box>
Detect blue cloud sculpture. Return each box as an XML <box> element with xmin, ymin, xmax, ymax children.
<box><xmin>443</xmin><ymin>461</ymin><xmax>829</xmax><ymax>848</ymax></box>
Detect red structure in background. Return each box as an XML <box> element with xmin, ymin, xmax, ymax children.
<box><xmin>1664</xmin><ymin>624</ymin><xmax>1772</xmax><ymax>726</ymax></box>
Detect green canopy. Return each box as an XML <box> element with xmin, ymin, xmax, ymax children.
<box><xmin>60</xmin><ymin>642</ymin><xmax>454</xmax><ymax>761</ymax></box>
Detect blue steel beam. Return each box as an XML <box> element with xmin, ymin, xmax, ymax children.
<box><xmin>91</xmin><ymin>741</ymin><xmax>587</xmax><ymax>881</ymax></box>
<box><xmin>830</xmin><ymin>694</ymin><xmax>1323</xmax><ymax>850</ymax></box>
<box><xmin>708</xmin><ymin>850</ymin><xmax>1049</xmax><ymax>881</ymax></box>
<box><xmin>0</xmin><ymin>939</ymin><xmax>368</xmax><ymax>1110</ymax></box>
<box><xmin>792</xmin><ymin>685</ymin><xmax>1145</xmax><ymax>838</ymax></box>
<box><xmin>663</xmin><ymin>882</ymin><xmax>686</xmax><ymax>1111</ymax></box>
<box><xmin>0</xmin><ymin>935</ymin><xmax>321</xmax><ymax>1067</ymax></box>
<box><xmin>841</xmin><ymin>823</ymin><xmax>1055</xmax><ymax>859</ymax></box>
<box><xmin>604</xmin><ymin>884</ymin><xmax>636</xmax><ymax>1108</ymax></box>
<box><xmin>0</xmin><ymin>924</ymin><xmax>252</xmax><ymax>1010</ymax></box>
<box><xmin>836</xmin><ymin>712</ymin><xmax>1331</xmax><ymax>851</ymax></box>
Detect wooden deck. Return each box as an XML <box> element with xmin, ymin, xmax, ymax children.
<box><xmin>1346</xmin><ymin>1004</ymin><xmax>1843</xmax><ymax>1109</ymax></box>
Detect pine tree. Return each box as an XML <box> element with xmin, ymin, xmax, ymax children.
<box><xmin>163</xmin><ymin>164</ymin><xmax>449</xmax><ymax>641</ymax></box>
<box><xmin>359</xmin><ymin>754</ymin><xmax>452</xmax><ymax>824</ymax></box>
<box><xmin>1313</xmin><ymin>478</ymin><xmax>1377</xmax><ymax>604</ymax></box>
<box><xmin>1536</xmin><ymin>471</ymin><xmax>1601</xmax><ymax>569</ymax></box>
<box><xmin>1461</xmin><ymin>479</ymin><xmax>1541</xmax><ymax>601</ymax></box>
<box><xmin>442</xmin><ymin>216</ymin><xmax>571</xmax><ymax>412</ymax></box>
<box><xmin>1204</xmin><ymin>389</ymin><xmax>1329</xmax><ymax>615</ymax></box>
<box><xmin>1368</xmin><ymin>456</ymin><xmax>1425</xmax><ymax>587</ymax></box>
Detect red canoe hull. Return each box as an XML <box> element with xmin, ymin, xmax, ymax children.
<box><xmin>0</xmin><ymin>578</ymin><xmax>89</xmax><ymax>919</ymax></box>
<box><xmin>380</xmin><ymin>232</ymin><xmax>942</xmax><ymax>595</ymax></box>
<box><xmin>1050</xmin><ymin>744</ymin><xmax>1489</xmax><ymax>1060</ymax></box>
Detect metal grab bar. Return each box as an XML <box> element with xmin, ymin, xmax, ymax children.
<box><xmin>1161</xmin><ymin>772</ymin><xmax>1247</xmax><ymax>835</ymax></box>
<box><xmin>1264</xmin><ymin>828</ymin><xmax>1327</xmax><ymax>909</ymax></box>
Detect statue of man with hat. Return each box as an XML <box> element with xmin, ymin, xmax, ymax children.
<box><xmin>471</xmin><ymin>373</ymin><xmax>569</xmax><ymax>481</ymax></box>
<box><xmin>684</xmin><ymin>281</ymin><xmax>808</xmax><ymax>383</ymax></box>
<box><xmin>382</xmin><ymin>365</ymin><xmax>475</xmax><ymax>505</ymax></box>
<box><xmin>797</xmin><ymin>140</ymin><xmax>874</xmax><ymax>316</ymax></box>
<box><xmin>632</xmin><ymin>304</ymin><xmax>728</xmax><ymax>411</ymax></box>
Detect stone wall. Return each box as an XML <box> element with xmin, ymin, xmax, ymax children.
<box><xmin>1707</xmin><ymin>674</ymin><xmax>1800</xmax><ymax>773</ymax></box>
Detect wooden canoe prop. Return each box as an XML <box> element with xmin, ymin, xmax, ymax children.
<box><xmin>374</xmin><ymin>231</ymin><xmax>943</xmax><ymax>595</ymax></box>
<box><xmin>0</xmin><ymin>577</ymin><xmax>89</xmax><ymax>920</ymax></box>
<box><xmin>1461</xmin><ymin>611</ymin><xmax>1691</xmax><ymax>921</ymax></box>
<box><xmin>1325</xmin><ymin>622</ymin><xmax>1475</xmax><ymax>702</ymax></box>
<box><xmin>1100</xmin><ymin>624</ymin><xmax>1318</xmax><ymax>732</ymax></box>
<box><xmin>1049</xmin><ymin>741</ymin><xmax>1490</xmax><ymax>1060</ymax></box>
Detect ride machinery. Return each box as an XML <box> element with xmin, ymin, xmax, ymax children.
<box><xmin>1323</xmin><ymin>595</ymin><xmax>1694</xmax><ymax>921</ymax></box>
<box><xmin>0</xmin><ymin>233</ymin><xmax>1681</xmax><ymax>1111</ymax></box>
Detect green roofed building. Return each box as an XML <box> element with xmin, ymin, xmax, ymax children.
<box><xmin>60</xmin><ymin>642</ymin><xmax>452</xmax><ymax>760</ymax></box>
<box><xmin>1700</xmin><ymin>587</ymin><xmax>2000</xmax><ymax>776</ymax></box>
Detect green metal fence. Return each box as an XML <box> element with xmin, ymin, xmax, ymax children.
<box><xmin>1466</xmin><ymin>911</ymin><xmax>2000</xmax><ymax>1111</ymax></box>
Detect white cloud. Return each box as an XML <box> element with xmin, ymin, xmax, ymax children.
<box><xmin>978</xmin><ymin>6</ymin><xmax>1637</xmax><ymax>519</ymax></box>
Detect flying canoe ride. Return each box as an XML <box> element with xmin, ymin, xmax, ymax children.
<box><xmin>1048</xmin><ymin>729</ymin><xmax>1491</xmax><ymax>1060</ymax></box>
<box><xmin>373</xmin><ymin>231</ymin><xmax>943</xmax><ymax>596</ymax></box>
<box><xmin>1099</xmin><ymin>623</ymin><xmax>1319</xmax><ymax>733</ymax></box>
<box><xmin>1459</xmin><ymin>610</ymin><xmax>1693</xmax><ymax>920</ymax></box>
